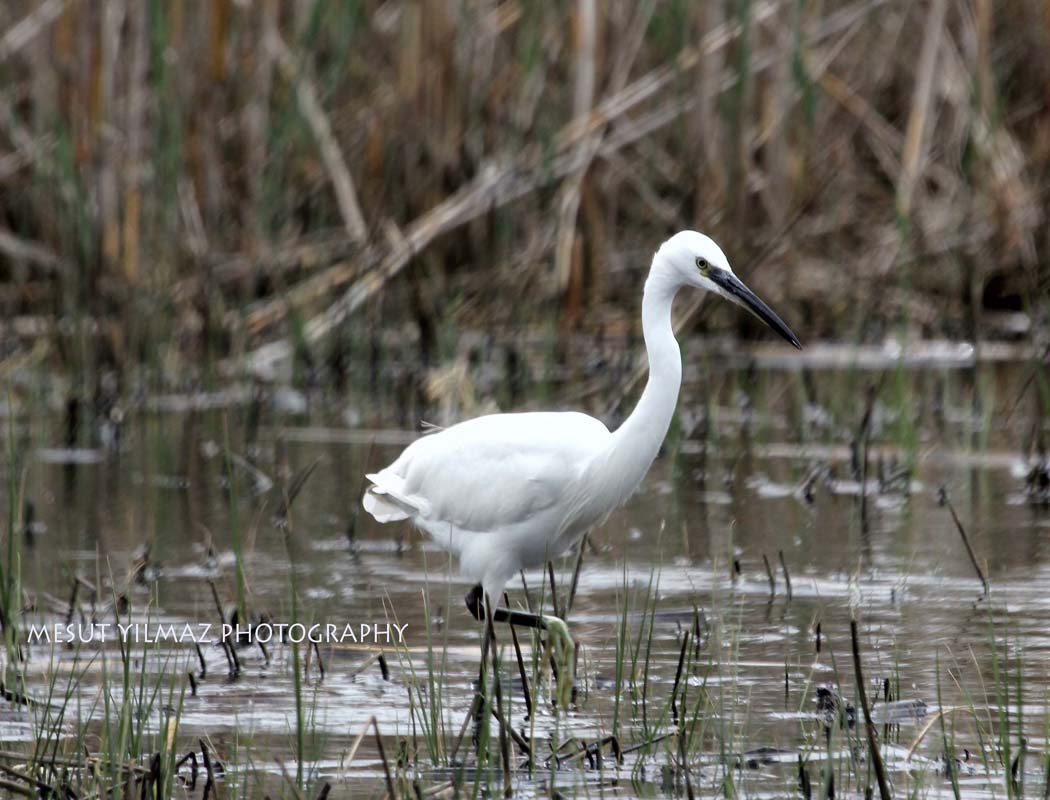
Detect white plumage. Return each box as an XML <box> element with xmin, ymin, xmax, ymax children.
<box><xmin>363</xmin><ymin>230</ymin><xmax>799</xmax><ymax>616</ymax></box>
<box><xmin>364</xmin><ymin>411</ymin><xmax>613</xmax><ymax>597</ymax></box>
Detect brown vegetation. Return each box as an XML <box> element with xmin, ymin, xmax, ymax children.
<box><xmin>0</xmin><ymin>0</ymin><xmax>1046</xmax><ymax>387</ymax></box>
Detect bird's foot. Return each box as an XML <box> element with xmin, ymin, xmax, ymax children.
<box><xmin>541</xmin><ymin>615</ymin><xmax>575</xmax><ymax>710</ymax></box>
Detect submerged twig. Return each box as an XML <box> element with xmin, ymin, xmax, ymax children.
<box><xmin>274</xmin><ymin>457</ymin><xmax>322</xmax><ymax>524</ymax></box>
<box><xmin>448</xmin><ymin>694</ymin><xmax>484</xmax><ymax>764</ymax></box>
<box><xmin>64</xmin><ymin>576</ymin><xmax>79</xmax><ymax>627</ymax></box>
<box><xmin>670</xmin><ymin>630</ymin><xmax>690</xmax><ymax>728</ymax></box>
<box><xmin>798</xmin><ymin>754</ymin><xmax>812</xmax><ymax>800</ymax></box>
<box><xmin>200</xmin><ymin>739</ymin><xmax>217</xmax><ymax>799</ymax></box>
<box><xmin>277</xmin><ymin>758</ymin><xmax>307</xmax><ymax>800</ymax></box>
<box><xmin>504</xmin><ymin>592</ymin><xmax>533</xmax><ymax>720</ymax></box>
<box><xmin>938</xmin><ymin>486</ymin><xmax>988</xmax><ymax>596</ymax></box>
<box><xmin>778</xmin><ymin>550</ymin><xmax>793</xmax><ymax>601</ymax></box>
<box><xmin>208</xmin><ymin>580</ymin><xmax>240</xmax><ymax>676</ymax></box>
<box><xmin>494</xmin><ymin>686</ymin><xmax>513</xmax><ymax>796</ymax></box>
<box><xmin>856</xmin><ymin>382</ymin><xmax>878</xmax><ymax>535</ymax></box>
<box><xmin>175</xmin><ymin>750</ymin><xmax>199</xmax><ymax>790</ymax></box>
<box><xmin>195</xmin><ymin>643</ymin><xmax>207</xmax><ymax>680</ymax></box>
<box><xmin>377</xmin><ymin>652</ymin><xmax>390</xmax><ymax>681</ymax></box>
<box><xmin>491</xmin><ymin>703</ymin><xmax>531</xmax><ymax>758</ymax></box>
<box><xmin>904</xmin><ymin>705</ymin><xmax>964</xmax><ymax>760</ymax></box>
<box><xmin>546</xmin><ymin>561</ymin><xmax>562</xmax><ymax>620</ymax></box>
<box><xmin>340</xmin><ymin>716</ymin><xmax>395</xmax><ymax>798</ymax></box>
<box><xmin>566</xmin><ymin>534</ymin><xmax>588</xmax><ymax>615</ymax></box>
<box><xmin>312</xmin><ymin>640</ymin><xmax>326</xmax><ymax>680</ymax></box>
<box><xmin>851</xmin><ymin>619</ymin><xmax>893</xmax><ymax>800</ymax></box>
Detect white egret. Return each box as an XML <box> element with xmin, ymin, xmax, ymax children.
<box><xmin>362</xmin><ymin>231</ymin><xmax>800</xmax><ymax>707</ymax></box>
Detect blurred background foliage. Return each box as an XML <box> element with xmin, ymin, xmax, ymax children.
<box><xmin>0</xmin><ymin>0</ymin><xmax>1046</xmax><ymax>397</ymax></box>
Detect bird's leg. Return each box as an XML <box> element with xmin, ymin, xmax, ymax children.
<box><xmin>463</xmin><ymin>583</ymin><xmax>574</xmax><ymax>709</ymax></box>
<box><xmin>465</xmin><ymin>583</ymin><xmax>485</xmax><ymax>621</ymax></box>
<box><xmin>471</xmin><ymin>597</ymin><xmax>497</xmax><ymax>745</ymax></box>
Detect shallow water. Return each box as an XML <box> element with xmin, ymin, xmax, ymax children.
<box><xmin>3</xmin><ymin>340</ymin><xmax>1048</xmax><ymax>797</ymax></box>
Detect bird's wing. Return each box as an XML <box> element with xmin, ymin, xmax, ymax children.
<box><xmin>364</xmin><ymin>411</ymin><xmax>610</xmax><ymax>533</ymax></box>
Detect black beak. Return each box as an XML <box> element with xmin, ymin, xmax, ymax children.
<box><xmin>710</xmin><ymin>269</ymin><xmax>801</xmax><ymax>349</ymax></box>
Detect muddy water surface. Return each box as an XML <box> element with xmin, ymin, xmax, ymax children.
<box><xmin>5</xmin><ymin>341</ymin><xmax>1049</xmax><ymax>797</ymax></box>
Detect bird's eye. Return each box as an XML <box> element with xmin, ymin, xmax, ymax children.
<box><xmin>695</xmin><ymin>257</ymin><xmax>709</xmax><ymax>272</ymax></box>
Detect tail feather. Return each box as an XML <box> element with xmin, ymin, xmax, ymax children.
<box><xmin>362</xmin><ymin>470</ymin><xmax>422</xmax><ymax>523</ymax></box>
<box><xmin>362</xmin><ymin>488</ymin><xmax>411</xmax><ymax>522</ymax></box>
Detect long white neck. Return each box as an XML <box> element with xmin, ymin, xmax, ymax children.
<box><xmin>591</xmin><ymin>267</ymin><xmax>682</xmax><ymax>504</ymax></box>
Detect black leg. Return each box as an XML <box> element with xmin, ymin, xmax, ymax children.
<box><xmin>465</xmin><ymin>583</ymin><xmax>484</xmax><ymax>621</ymax></box>
<box><xmin>465</xmin><ymin>584</ymin><xmax>574</xmax><ymax>710</ymax></box>
<box><xmin>464</xmin><ymin>584</ymin><xmax>549</xmax><ymax>630</ymax></box>
<box><xmin>492</xmin><ymin>606</ymin><xmax>547</xmax><ymax>630</ymax></box>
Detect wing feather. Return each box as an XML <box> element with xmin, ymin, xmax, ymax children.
<box><xmin>363</xmin><ymin>411</ymin><xmax>609</xmax><ymax>534</ymax></box>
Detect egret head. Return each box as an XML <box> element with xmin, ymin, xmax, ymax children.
<box><xmin>655</xmin><ymin>230</ymin><xmax>801</xmax><ymax>349</ymax></box>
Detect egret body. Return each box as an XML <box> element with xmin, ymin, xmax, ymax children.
<box><xmin>362</xmin><ymin>231</ymin><xmax>800</xmax><ymax>706</ymax></box>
